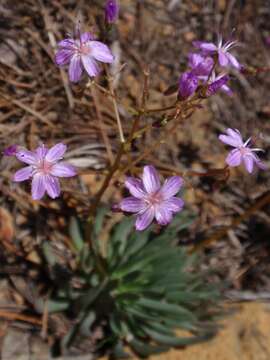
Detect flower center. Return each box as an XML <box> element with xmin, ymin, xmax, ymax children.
<box><xmin>75</xmin><ymin>41</ymin><xmax>91</xmax><ymax>56</ymax></box>
<box><xmin>36</xmin><ymin>160</ymin><xmax>53</xmax><ymax>175</ymax></box>
<box><xmin>239</xmin><ymin>146</ymin><xmax>249</xmax><ymax>155</ymax></box>
<box><xmin>145</xmin><ymin>192</ymin><xmax>163</xmax><ymax>206</ymax></box>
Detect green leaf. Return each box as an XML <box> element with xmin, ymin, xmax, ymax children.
<box><xmin>129</xmin><ymin>337</ymin><xmax>168</xmax><ymax>357</ymax></box>
<box><xmin>34</xmin><ymin>298</ymin><xmax>70</xmax><ymax>314</ymax></box>
<box><xmin>42</xmin><ymin>242</ymin><xmax>57</xmax><ymax>266</ymax></box>
<box><xmin>80</xmin><ymin>311</ymin><xmax>96</xmax><ymax>336</ymax></box>
<box><xmin>69</xmin><ymin>216</ymin><xmax>84</xmax><ymax>252</ymax></box>
<box><xmin>142</xmin><ymin>325</ymin><xmax>211</xmax><ymax>347</ymax></box>
<box><xmin>92</xmin><ymin>206</ymin><xmax>108</xmax><ymax>237</ymax></box>
<box><xmin>137</xmin><ymin>298</ymin><xmax>196</xmax><ymax>321</ymax></box>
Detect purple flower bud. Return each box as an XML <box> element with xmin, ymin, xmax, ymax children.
<box><xmin>111</xmin><ymin>203</ymin><xmax>121</xmax><ymax>212</ymax></box>
<box><xmin>3</xmin><ymin>144</ymin><xmax>18</xmax><ymax>156</ymax></box>
<box><xmin>206</xmin><ymin>74</ymin><xmax>229</xmax><ymax>96</ymax></box>
<box><xmin>178</xmin><ymin>72</ymin><xmax>198</xmax><ymax>100</ymax></box>
<box><xmin>105</xmin><ymin>0</ymin><xmax>119</xmax><ymax>24</ymax></box>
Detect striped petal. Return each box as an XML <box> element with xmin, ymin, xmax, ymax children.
<box><xmin>31</xmin><ymin>174</ymin><xmax>46</xmax><ymax>200</ymax></box>
<box><xmin>90</xmin><ymin>41</ymin><xmax>114</xmax><ymax>63</ymax></box>
<box><xmin>155</xmin><ymin>206</ymin><xmax>173</xmax><ymax>226</ymax></box>
<box><xmin>226</xmin><ymin>149</ymin><xmax>242</xmax><ymax>167</ymax></box>
<box><xmin>125</xmin><ymin>177</ymin><xmax>146</xmax><ymax>199</ymax></box>
<box><xmin>44</xmin><ymin>175</ymin><xmax>61</xmax><ymax>199</ymax></box>
<box><xmin>45</xmin><ymin>143</ymin><xmax>67</xmax><ymax>163</ymax></box>
<box><xmin>135</xmin><ymin>207</ymin><xmax>155</xmax><ymax>231</ymax></box>
<box><xmin>162</xmin><ymin>197</ymin><xmax>184</xmax><ymax>213</ymax></box>
<box><xmin>13</xmin><ymin>166</ymin><xmax>33</xmax><ymax>182</ymax></box>
<box><xmin>142</xmin><ymin>165</ymin><xmax>161</xmax><ymax>194</ymax></box>
<box><xmin>50</xmin><ymin>162</ymin><xmax>76</xmax><ymax>177</ymax></box>
<box><xmin>81</xmin><ymin>55</ymin><xmax>100</xmax><ymax>77</ymax></box>
<box><xmin>119</xmin><ymin>197</ymin><xmax>146</xmax><ymax>213</ymax></box>
<box><xmin>69</xmin><ymin>55</ymin><xmax>83</xmax><ymax>82</ymax></box>
<box><xmin>159</xmin><ymin>176</ymin><xmax>183</xmax><ymax>199</ymax></box>
<box><xmin>16</xmin><ymin>149</ymin><xmax>36</xmax><ymax>165</ymax></box>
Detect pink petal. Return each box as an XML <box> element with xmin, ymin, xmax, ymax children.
<box><xmin>69</xmin><ymin>55</ymin><xmax>83</xmax><ymax>82</ymax></box>
<box><xmin>256</xmin><ymin>159</ymin><xmax>267</xmax><ymax>171</ymax></box>
<box><xmin>125</xmin><ymin>177</ymin><xmax>146</xmax><ymax>199</ymax></box>
<box><xmin>55</xmin><ymin>49</ymin><xmax>74</xmax><ymax>66</ymax></box>
<box><xmin>219</xmin><ymin>134</ymin><xmax>241</xmax><ymax>147</ymax></box>
<box><xmin>243</xmin><ymin>154</ymin><xmax>255</xmax><ymax>173</ymax></box>
<box><xmin>188</xmin><ymin>53</ymin><xmax>204</xmax><ymax>68</ymax></box>
<box><xmin>81</xmin><ymin>55</ymin><xmax>100</xmax><ymax>77</ymax></box>
<box><xmin>80</xmin><ymin>32</ymin><xmax>94</xmax><ymax>43</ymax></box>
<box><xmin>16</xmin><ymin>149</ymin><xmax>36</xmax><ymax>165</ymax></box>
<box><xmin>90</xmin><ymin>41</ymin><xmax>114</xmax><ymax>63</ymax></box>
<box><xmin>250</xmin><ymin>153</ymin><xmax>266</xmax><ymax>170</ymax></box>
<box><xmin>31</xmin><ymin>174</ymin><xmax>46</xmax><ymax>200</ymax></box>
<box><xmin>35</xmin><ymin>144</ymin><xmax>48</xmax><ymax>160</ymax></box>
<box><xmin>44</xmin><ymin>175</ymin><xmax>61</xmax><ymax>199</ymax></box>
<box><xmin>159</xmin><ymin>176</ymin><xmax>183</xmax><ymax>199</ymax></box>
<box><xmin>221</xmin><ymin>84</ymin><xmax>233</xmax><ymax>96</ymax></box>
<box><xmin>142</xmin><ymin>165</ymin><xmax>161</xmax><ymax>194</ymax></box>
<box><xmin>119</xmin><ymin>197</ymin><xmax>146</xmax><ymax>213</ymax></box>
<box><xmin>193</xmin><ymin>41</ymin><xmax>217</xmax><ymax>52</ymax></box>
<box><xmin>50</xmin><ymin>162</ymin><xmax>76</xmax><ymax>177</ymax></box>
<box><xmin>226</xmin><ymin>128</ymin><xmax>243</xmax><ymax>144</ymax></box>
<box><xmin>45</xmin><ymin>143</ymin><xmax>67</xmax><ymax>163</ymax></box>
<box><xmin>226</xmin><ymin>52</ymin><xmax>241</xmax><ymax>70</ymax></box>
<box><xmin>58</xmin><ymin>38</ymin><xmax>75</xmax><ymax>49</ymax></box>
<box><xmin>135</xmin><ymin>207</ymin><xmax>155</xmax><ymax>231</ymax></box>
<box><xmin>155</xmin><ymin>206</ymin><xmax>173</xmax><ymax>226</ymax></box>
<box><xmin>13</xmin><ymin>166</ymin><xmax>33</xmax><ymax>182</ymax></box>
<box><xmin>162</xmin><ymin>197</ymin><xmax>184</xmax><ymax>213</ymax></box>
<box><xmin>226</xmin><ymin>149</ymin><xmax>242</xmax><ymax>167</ymax></box>
<box><xmin>219</xmin><ymin>128</ymin><xmax>243</xmax><ymax>147</ymax></box>
<box><xmin>218</xmin><ymin>51</ymin><xmax>229</xmax><ymax>67</ymax></box>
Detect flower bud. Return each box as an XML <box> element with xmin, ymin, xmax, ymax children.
<box><xmin>178</xmin><ymin>72</ymin><xmax>198</xmax><ymax>100</ymax></box>
<box><xmin>105</xmin><ymin>0</ymin><xmax>119</xmax><ymax>24</ymax></box>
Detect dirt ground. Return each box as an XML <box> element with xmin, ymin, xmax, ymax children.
<box><xmin>151</xmin><ymin>302</ymin><xmax>270</xmax><ymax>360</ymax></box>
<box><xmin>2</xmin><ymin>302</ymin><xmax>269</xmax><ymax>359</ymax></box>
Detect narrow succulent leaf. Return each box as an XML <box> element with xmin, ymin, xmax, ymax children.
<box><xmin>137</xmin><ymin>298</ymin><xmax>196</xmax><ymax>321</ymax></box>
<box><xmin>92</xmin><ymin>206</ymin><xmax>108</xmax><ymax>240</ymax></box>
<box><xmin>69</xmin><ymin>216</ymin><xmax>84</xmax><ymax>252</ymax></box>
<box><xmin>129</xmin><ymin>337</ymin><xmax>169</xmax><ymax>357</ymax></box>
<box><xmin>42</xmin><ymin>242</ymin><xmax>57</xmax><ymax>266</ymax></box>
<box><xmin>34</xmin><ymin>298</ymin><xmax>70</xmax><ymax>314</ymax></box>
<box><xmin>142</xmin><ymin>325</ymin><xmax>212</xmax><ymax>346</ymax></box>
<box><xmin>110</xmin><ymin>313</ymin><xmax>123</xmax><ymax>336</ymax></box>
<box><xmin>111</xmin><ymin>341</ymin><xmax>131</xmax><ymax>358</ymax></box>
<box><xmin>79</xmin><ymin>311</ymin><xmax>96</xmax><ymax>336</ymax></box>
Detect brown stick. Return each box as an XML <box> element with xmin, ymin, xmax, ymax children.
<box><xmin>90</xmin><ymin>85</ymin><xmax>114</xmax><ymax>165</ymax></box>
<box><xmin>191</xmin><ymin>190</ymin><xmax>270</xmax><ymax>252</ymax></box>
<box><xmin>0</xmin><ymin>310</ymin><xmax>42</xmax><ymax>326</ymax></box>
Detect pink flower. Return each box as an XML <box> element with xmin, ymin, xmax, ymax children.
<box><xmin>55</xmin><ymin>27</ymin><xmax>114</xmax><ymax>82</ymax></box>
<box><xmin>13</xmin><ymin>143</ymin><xmax>76</xmax><ymax>200</ymax></box>
<box><xmin>193</xmin><ymin>36</ymin><xmax>240</xmax><ymax>70</ymax></box>
<box><xmin>119</xmin><ymin>165</ymin><xmax>184</xmax><ymax>231</ymax></box>
<box><xmin>219</xmin><ymin>128</ymin><xmax>266</xmax><ymax>173</ymax></box>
